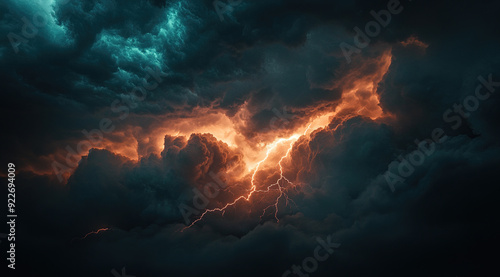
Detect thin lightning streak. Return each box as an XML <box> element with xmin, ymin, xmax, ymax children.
<box><xmin>180</xmin><ymin>54</ymin><xmax>390</xmax><ymax>230</ymax></box>
<box><xmin>181</xmin><ymin>111</ymin><xmax>361</xmax><ymax>231</ymax></box>
<box><xmin>182</xmin><ymin>135</ymin><xmax>300</xmax><ymax>231</ymax></box>
<box><xmin>81</xmin><ymin>54</ymin><xmax>391</xmax><ymax>234</ymax></box>
<box><xmin>183</xmin><ymin>124</ymin><xmax>316</xmax><ymax>231</ymax></box>
<box><xmin>72</xmin><ymin>228</ymin><xmax>110</xmax><ymax>243</ymax></box>
<box><xmin>259</xmin><ymin>133</ymin><xmax>300</xmax><ymax>222</ymax></box>
<box><xmin>180</xmin><ymin>91</ymin><xmax>373</xmax><ymax>230</ymax></box>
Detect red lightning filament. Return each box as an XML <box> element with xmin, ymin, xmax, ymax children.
<box><xmin>72</xmin><ymin>228</ymin><xmax>110</xmax><ymax>243</ymax></box>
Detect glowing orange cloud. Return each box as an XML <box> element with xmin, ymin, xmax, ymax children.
<box><xmin>177</xmin><ymin>51</ymin><xmax>393</xmax><ymax>229</ymax></box>
<box><xmin>401</xmin><ymin>35</ymin><xmax>429</xmax><ymax>49</ymax></box>
<box><xmin>46</xmin><ymin>50</ymin><xmax>393</xmax><ymax>231</ymax></box>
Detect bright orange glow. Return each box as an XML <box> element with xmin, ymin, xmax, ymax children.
<box><xmin>179</xmin><ymin>51</ymin><xmax>393</xmax><ymax>230</ymax></box>
<box><xmin>52</xmin><ymin>51</ymin><xmax>393</xmax><ymax>231</ymax></box>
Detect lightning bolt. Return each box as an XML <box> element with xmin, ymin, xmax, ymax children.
<box><xmin>182</xmin><ymin>123</ymin><xmax>316</xmax><ymax>231</ymax></box>
<box><xmin>72</xmin><ymin>228</ymin><xmax>111</xmax><ymax>243</ymax></box>
<box><xmin>258</xmin><ymin>137</ymin><xmax>297</xmax><ymax>222</ymax></box>
<box><xmin>180</xmin><ymin>50</ymin><xmax>392</xmax><ymax>230</ymax></box>
<box><xmin>258</xmin><ymin>124</ymin><xmax>314</xmax><ymax>222</ymax></box>
<box><xmin>182</xmin><ymin>135</ymin><xmax>301</xmax><ymax>231</ymax></box>
<box><xmin>180</xmin><ymin>106</ymin><xmax>376</xmax><ymax>231</ymax></box>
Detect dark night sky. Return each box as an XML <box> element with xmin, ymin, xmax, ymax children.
<box><xmin>1</xmin><ymin>0</ymin><xmax>500</xmax><ymax>276</ymax></box>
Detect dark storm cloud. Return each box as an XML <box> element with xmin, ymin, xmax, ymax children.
<box><xmin>13</xmin><ymin>114</ymin><xmax>500</xmax><ymax>277</ymax></box>
<box><xmin>0</xmin><ymin>0</ymin><xmax>355</xmax><ymax>172</ymax></box>
<box><xmin>2</xmin><ymin>0</ymin><xmax>500</xmax><ymax>276</ymax></box>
